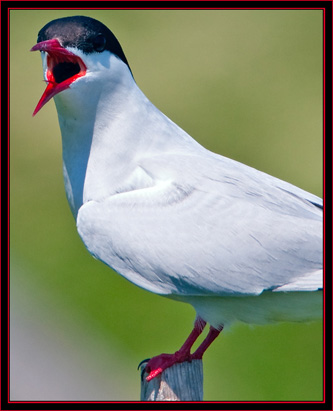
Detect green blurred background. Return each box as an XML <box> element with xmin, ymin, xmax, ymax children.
<box><xmin>10</xmin><ymin>9</ymin><xmax>323</xmax><ymax>401</ymax></box>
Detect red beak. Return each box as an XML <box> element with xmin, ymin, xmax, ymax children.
<box><xmin>31</xmin><ymin>39</ymin><xmax>87</xmax><ymax>116</ymax></box>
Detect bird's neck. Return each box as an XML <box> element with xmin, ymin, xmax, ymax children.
<box><xmin>54</xmin><ymin>61</ymin><xmax>157</xmax><ymax>217</ymax></box>
<box><xmin>55</xmin><ymin>58</ymin><xmax>201</xmax><ymax>218</ymax></box>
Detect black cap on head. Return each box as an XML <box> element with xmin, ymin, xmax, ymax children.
<box><xmin>37</xmin><ymin>15</ymin><xmax>130</xmax><ymax>67</ymax></box>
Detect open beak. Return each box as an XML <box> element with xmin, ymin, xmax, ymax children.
<box><xmin>31</xmin><ymin>38</ymin><xmax>87</xmax><ymax>116</ymax></box>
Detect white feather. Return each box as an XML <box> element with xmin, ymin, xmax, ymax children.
<box><xmin>53</xmin><ymin>52</ymin><xmax>322</xmax><ymax>327</ymax></box>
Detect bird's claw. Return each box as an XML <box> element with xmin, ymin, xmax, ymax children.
<box><xmin>137</xmin><ymin>358</ymin><xmax>150</xmax><ymax>370</ymax></box>
<box><xmin>138</xmin><ymin>358</ymin><xmax>151</xmax><ymax>381</ymax></box>
<box><xmin>143</xmin><ymin>351</ymin><xmax>190</xmax><ymax>381</ymax></box>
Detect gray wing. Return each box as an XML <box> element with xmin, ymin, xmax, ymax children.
<box><xmin>77</xmin><ymin>153</ymin><xmax>323</xmax><ymax>297</ymax></box>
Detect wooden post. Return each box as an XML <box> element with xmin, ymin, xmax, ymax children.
<box><xmin>140</xmin><ymin>360</ymin><xmax>203</xmax><ymax>401</ymax></box>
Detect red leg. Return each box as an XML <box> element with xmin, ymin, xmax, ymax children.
<box><xmin>191</xmin><ymin>325</ymin><xmax>223</xmax><ymax>360</ymax></box>
<box><xmin>145</xmin><ymin>316</ymin><xmax>206</xmax><ymax>381</ymax></box>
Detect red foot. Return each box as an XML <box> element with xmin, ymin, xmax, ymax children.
<box><xmin>145</xmin><ymin>351</ymin><xmax>191</xmax><ymax>381</ymax></box>
<box><xmin>142</xmin><ymin>317</ymin><xmax>223</xmax><ymax>382</ymax></box>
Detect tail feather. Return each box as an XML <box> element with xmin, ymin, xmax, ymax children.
<box><xmin>273</xmin><ymin>270</ymin><xmax>323</xmax><ymax>292</ymax></box>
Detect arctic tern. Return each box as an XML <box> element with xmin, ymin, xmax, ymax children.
<box><xmin>31</xmin><ymin>15</ymin><xmax>323</xmax><ymax>381</ymax></box>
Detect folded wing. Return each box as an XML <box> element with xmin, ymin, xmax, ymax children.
<box><xmin>77</xmin><ymin>152</ymin><xmax>323</xmax><ymax>297</ymax></box>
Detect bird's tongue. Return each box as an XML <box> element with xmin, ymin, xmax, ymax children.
<box><xmin>31</xmin><ymin>39</ymin><xmax>87</xmax><ymax>116</ymax></box>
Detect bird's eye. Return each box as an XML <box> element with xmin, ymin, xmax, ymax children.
<box><xmin>93</xmin><ymin>34</ymin><xmax>106</xmax><ymax>52</ymax></box>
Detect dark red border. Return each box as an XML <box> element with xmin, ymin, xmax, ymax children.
<box><xmin>5</xmin><ymin>2</ymin><xmax>331</xmax><ymax>410</ymax></box>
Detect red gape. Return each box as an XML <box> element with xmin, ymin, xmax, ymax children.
<box><xmin>145</xmin><ymin>317</ymin><xmax>223</xmax><ymax>381</ymax></box>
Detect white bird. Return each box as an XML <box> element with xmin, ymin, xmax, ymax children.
<box><xmin>31</xmin><ymin>16</ymin><xmax>323</xmax><ymax>381</ymax></box>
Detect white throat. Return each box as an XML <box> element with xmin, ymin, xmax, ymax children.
<box><xmin>54</xmin><ymin>54</ymin><xmax>137</xmax><ymax>217</ymax></box>
<box><xmin>54</xmin><ymin>52</ymin><xmax>202</xmax><ymax>218</ymax></box>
